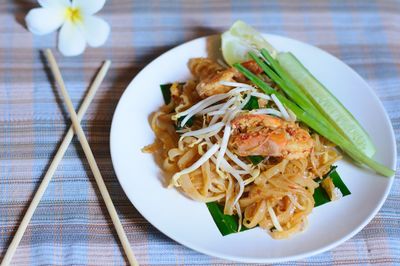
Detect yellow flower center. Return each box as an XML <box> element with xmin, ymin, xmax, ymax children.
<box><xmin>65</xmin><ymin>7</ymin><xmax>82</xmax><ymax>23</ymax></box>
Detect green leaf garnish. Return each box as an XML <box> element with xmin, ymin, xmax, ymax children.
<box><xmin>160</xmin><ymin>83</ymin><xmax>172</xmax><ymax>104</ymax></box>
<box><xmin>175</xmin><ymin>116</ymin><xmax>194</xmax><ymax>130</ymax></box>
<box><xmin>206</xmin><ymin>202</ymin><xmax>249</xmax><ymax>236</ymax></box>
<box><xmin>160</xmin><ymin>83</ymin><xmax>194</xmax><ymax>130</ymax></box>
<box><xmin>242</xmin><ymin>95</ymin><xmax>259</xmax><ymax>110</ymax></box>
<box><xmin>248</xmin><ymin>155</ymin><xmax>264</xmax><ymax>165</ymax></box>
<box><xmin>313</xmin><ymin>167</ymin><xmax>351</xmax><ymax>207</ymax></box>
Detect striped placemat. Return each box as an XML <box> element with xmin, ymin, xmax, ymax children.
<box><xmin>0</xmin><ymin>0</ymin><xmax>398</xmax><ymax>265</ymax></box>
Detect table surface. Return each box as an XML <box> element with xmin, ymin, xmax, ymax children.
<box><xmin>0</xmin><ymin>0</ymin><xmax>399</xmax><ymax>265</ymax></box>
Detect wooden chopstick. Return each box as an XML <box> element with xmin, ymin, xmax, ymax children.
<box><xmin>44</xmin><ymin>49</ymin><xmax>138</xmax><ymax>266</ymax></box>
<box><xmin>0</xmin><ymin>60</ymin><xmax>111</xmax><ymax>266</ymax></box>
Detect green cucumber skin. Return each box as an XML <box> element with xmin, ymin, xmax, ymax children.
<box><xmin>277</xmin><ymin>52</ymin><xmax>376</xmax><ymax>158</ymax></box>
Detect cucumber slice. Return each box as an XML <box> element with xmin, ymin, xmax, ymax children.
<box><xmin>221</xmin><ymin>20</ymin><xmax>277</xmax><ymax>65</ymax></box>
<box><xmin>277</xmin><ymin>52</ymin><xmax>376</xmax><ymax>157</ymax></box>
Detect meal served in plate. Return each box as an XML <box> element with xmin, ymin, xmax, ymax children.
<box><xmin>142</xmin><ymin>21</ymin><xmax>394</xmax><ymax>239</ymax></box>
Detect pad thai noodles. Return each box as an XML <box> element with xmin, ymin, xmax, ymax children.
<box><xmin>143</xmin><ymin>57</ymin><xmax>343</xmax><ymax>239</ymax></box>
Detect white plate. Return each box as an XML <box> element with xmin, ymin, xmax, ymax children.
<box><xmin>110</xmin><ymin>35</ymin><xmax>396</xmax><ymax>263</ymax></box>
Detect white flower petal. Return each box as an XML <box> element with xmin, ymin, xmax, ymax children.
<box><xmin>58</xmin><ymin>20</ymin><xmax>86</xmax><ymax>56</ymax></box>
<box><xmin>83</xmin><ymin>16</ymin><xmax>110</xmax><ymax>47</ymax></box>
<box><xmin>25</xmin><ymin>8</ymin><xmax>65</xmax><ymax>35</ymax></box>
<box><xmin>72</xmin><ymin>0</ymin><xmax>106</xmax><ymax>15</ymax></box>
<box><xmin>38</xmin><ymin>0</ymin><xmax>71</xmax><ymax>8</ymax></box>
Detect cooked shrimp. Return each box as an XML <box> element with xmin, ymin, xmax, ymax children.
<box><xmin>241</xmin><ymin>60</ymin><xmax>264</xmax><ymax>75</ymax></box>
<box><xmin>188</xmin><ymin>58</ymin><xmax>244</xmax><ymax>98</ymax></box>
<box><xmin>189</xmin><ymin>58</ymin><xmax>224</xmax><ymax>79</ymax></box>
<box><xmin>194</xmin><ymin>68</ymin><xmax>239</xmax><ymax>98</ymax></box>
<box><xmin>229</xmin><ymin>114</ymin><xmax>314</xmax><ymax>160</ymax></box>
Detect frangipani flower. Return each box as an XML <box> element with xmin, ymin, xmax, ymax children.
<box><xmin>26</xmin><ymin>0</ymin><xmax>110</xmax><ymax>56</ymax></box>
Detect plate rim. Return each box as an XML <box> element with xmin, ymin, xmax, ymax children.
<box><xmin>110</xmin><ymin>34</ymin><xmax>397</xmax><ymax>263</ymax></box>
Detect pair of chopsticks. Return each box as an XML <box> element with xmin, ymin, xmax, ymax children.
<box><xmin>1</xmin><ymin>50</ymin><xmax>138</xmax><ymax>266</ymax></box>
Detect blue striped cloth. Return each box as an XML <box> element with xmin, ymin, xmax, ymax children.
<box><xmin>0</xmin><ymin>0</ymin><xmax>399</xmax><ymax>265</ymax></box>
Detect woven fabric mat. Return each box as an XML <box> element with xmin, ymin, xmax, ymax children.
<box><xmin>0</xmin><ymin>1</ymin><xmax>399</xmax><ymax>265</ymax></box>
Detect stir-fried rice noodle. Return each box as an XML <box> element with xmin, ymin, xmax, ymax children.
<box><xmin>142</xmin><ymin>58</ymin><xmax>341</xmax><ymax>239</ymax></box>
